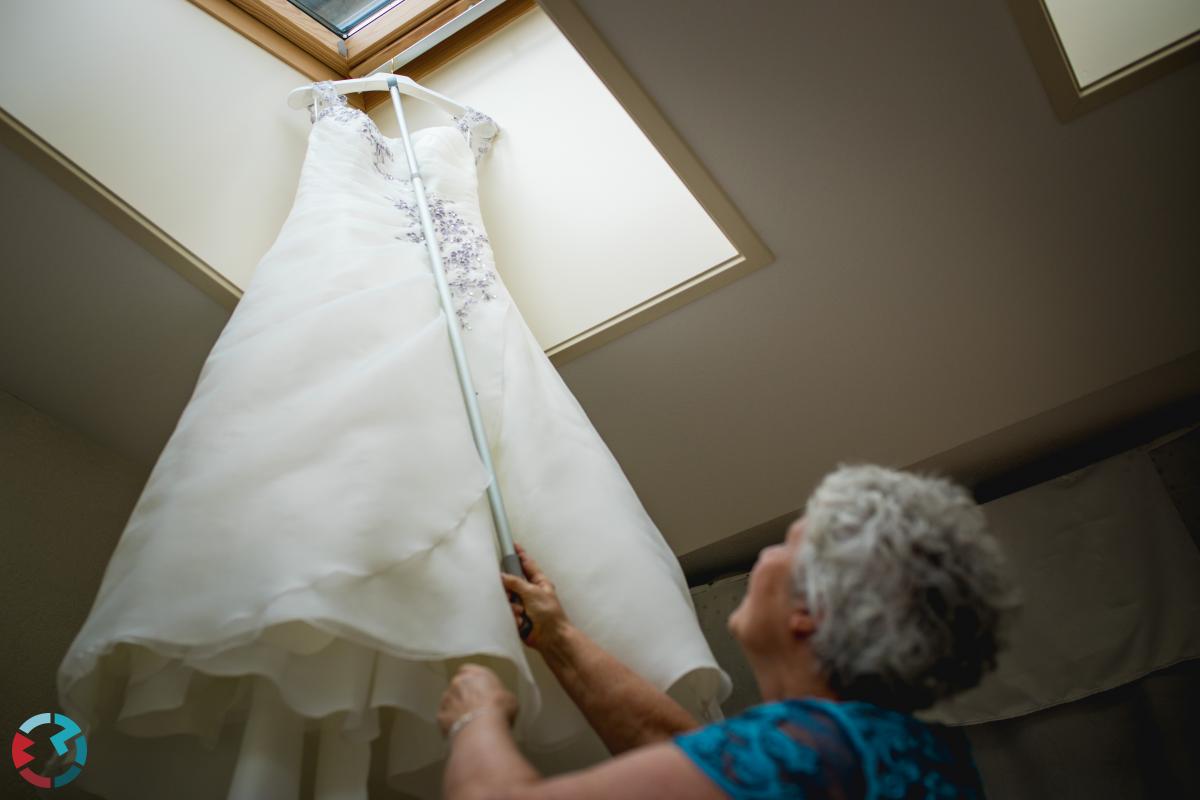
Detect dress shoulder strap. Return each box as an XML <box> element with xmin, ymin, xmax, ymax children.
<box><xmin>451</xmin><ymin>107</ymin><xmax>499</xmax><ymax>164</ymax></box>
<box><xmin>307</xmin><ymin>80</ymin><xmax>355</xmax><ymax>124</ymax></box>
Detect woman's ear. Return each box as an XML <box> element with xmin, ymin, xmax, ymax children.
<box><xmin>788</xmin><ymin>604</ymin><xmax>817</xmax><ymax>641</ymax></box>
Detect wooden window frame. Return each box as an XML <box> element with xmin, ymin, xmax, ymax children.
<box><xmin>1007</xmin><ymin>0</ymin><xmax>1200</xmax><ymax>121</ymax></box>
<box><xmin>189</xmin><ymin>0</ymin><xmax>536</xmax><ymax>111</ymax></box>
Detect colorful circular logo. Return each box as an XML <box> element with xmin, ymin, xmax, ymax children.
<box><xmin>11</xmin><ymin>713</ymin><xmax>87</xmax><ymax>789</ymax></box>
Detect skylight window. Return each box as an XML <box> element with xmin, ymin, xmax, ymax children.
<box><xmin>194</xmin><ymin>0</ymin><xmax>528</xmax><ymax>83</ymax></box>
<box><xmin>288</xmin><ymin>0</ymin><xmax>404</xmax><ymax>39</ymax></box>
<box><xmin>1009</xmin><ymin>0</ymin><xmax>1200</xmax><ymax>120</ymax></box>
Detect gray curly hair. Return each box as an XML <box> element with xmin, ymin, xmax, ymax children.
<box><xmin>792</xmin><ymin>464</ymin><xmax>1018</xmax><ymax>711</ymax></box>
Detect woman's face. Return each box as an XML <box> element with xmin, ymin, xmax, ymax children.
<box><xmin>727</xmin><ymin>516</ymin><xmax>808</xmax><ymax>654</ymax></box>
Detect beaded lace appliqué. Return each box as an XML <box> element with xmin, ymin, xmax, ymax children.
<box><xmin>391</xmin><ymin>194</ymin><xmax>497</xmax><ymax>328</ymax></box>
<box><xmin>396</xmin><ymin>106</ymin><xmax>499</xmax><ymax>327</ymax></box>
<box><xmin>307</xmin><ymin>81</ymin><xmax>500</xmax><ymax>327</ymax></box>
<box><xmin>451</xmin><ymin>107</ymin><xmax>498</xmax><ymax>164</ymax></box>
<box><xmin>307</xmin><ymin>80</ymin><xmax>395</xmax><ymax>178</ymax></box>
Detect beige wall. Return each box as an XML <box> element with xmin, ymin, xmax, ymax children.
<box><xmin>0</xmin><ymin>389</ymin><xmax>147</xmax><ymax>800</ymax></box>
<box><xmin>381</xmin><ymin>8</ymin><xmax>736</xmax><ymax>350</ymax></box>
<box><xmin>0</xmin><ymin>0</ymin><xmax>312</xmax><ymax>287</ymax></box>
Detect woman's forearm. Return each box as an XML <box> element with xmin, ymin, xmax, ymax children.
<box><xmin>539</xmin><ymin>622</ymin><xmax>701</xmax><ymax>755</ymax></box>
<box><xmin>443</xmin><ymin>711</ymin><xmax>540</xmax><ymax>800</ymax></box>
<box><xmin>499</xmin><ymin>544</ymin><xmax>700</xmax><ymax>755</ymax></box>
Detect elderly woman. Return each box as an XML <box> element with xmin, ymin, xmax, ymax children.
<box><xmin>438</xmin><ymin>464</ymin><xmax>1017</xmax><ymax>799</ymax></box>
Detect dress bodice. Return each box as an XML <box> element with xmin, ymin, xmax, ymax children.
<box><xmin>306</xmin><ymin>80</ymin><xmax>499</xmax><ymax>173</ymax></box>
<box><xmin>301</xmin><ymin>80</ymin><xmax>502</xmax><ymax>327</ymax></box>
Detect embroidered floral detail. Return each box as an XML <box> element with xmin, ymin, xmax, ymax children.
<box><xmin>451</xmin><ymin>107</ymin><xmax>499</xmax><ymax>164</ymax></box>
<box><xmin>307</xmin><ymin>80</ymin><xmax>396</xmax><ymax>178</ymax></box>
<box><xmin>391</xmin><ymin>193</ymin><xmax>498</xmax><ymax>328</ymax></box>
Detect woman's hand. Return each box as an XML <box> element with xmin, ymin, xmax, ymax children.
<box><xmin>438</xmin><ymin>663</ymin><xmax>518</xmax><ymax>737</ymax></box>
<box><xmin>501</xmin><ymin>543</ymin><xmax>571</xmax><ymax>650</ymax></box>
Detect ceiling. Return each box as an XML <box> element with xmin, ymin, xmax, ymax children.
<box><xmin>552</xmin><ymin>0</ymin><xmax>1200</xmax><ymax>568</ymax></box>
<box><xmin>2</xmin><ymin>0</ymin><xmax>1198</xmax><ymax>579</ymax></box>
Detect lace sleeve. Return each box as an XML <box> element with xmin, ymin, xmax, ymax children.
<box><xmin>673</xmin><ymin>700</ymin><xmax>866</xmax><ymax>799</ymax></box>
<box><xmin>451</xmin><ymin>107</ymin><xmax>499</xmax><ymax>164</ymax></box>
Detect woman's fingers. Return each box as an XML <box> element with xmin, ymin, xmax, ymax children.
<box><xmin>514</xmin><ymin>542</ymin><xmax>547</xmax><ymax>584</ymax></box>
<box><xmin>500</xmin><ymin>571</ymin><xmax>532</xmax><ymax>596</ymax></box>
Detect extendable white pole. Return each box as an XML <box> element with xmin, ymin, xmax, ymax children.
<box><xmin>384</xmin><ymin>78</ymin><xmax>529</xmax><ymax>632</ymax></box>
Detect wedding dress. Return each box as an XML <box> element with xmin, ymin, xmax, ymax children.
<box><xmin>57</xmin><ymin>81</ymin><xmax>731</xmax><ymax>799</ymax></box>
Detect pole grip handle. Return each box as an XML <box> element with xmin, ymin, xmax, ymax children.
<box><xmin>500</xmin><ymin>553</ymin><xmax>534</xmax><ymax>641</ymax></box>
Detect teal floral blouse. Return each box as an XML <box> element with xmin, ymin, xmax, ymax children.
<box><xmin>673</xmin><ymin>698</ymin><xmax>985</xmax><ymax>799</ymax></box>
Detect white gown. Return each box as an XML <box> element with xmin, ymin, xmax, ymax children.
<box><xmin>58</xmin><ymin>81</ymin><xmax>730</xmax><ymax>799</ymax></box>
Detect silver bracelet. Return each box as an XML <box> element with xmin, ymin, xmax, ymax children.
<box><xmin>447</xmin><ymin>707</ymin><xmax>495</xmax><ymax>740</ymax></box>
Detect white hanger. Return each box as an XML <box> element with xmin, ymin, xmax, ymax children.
<box><xmin>287</xmin><ymin>73</ymin><xmax>469</xmax><ymax>118</ymax></box>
